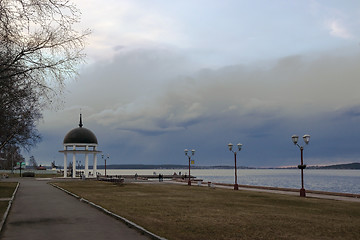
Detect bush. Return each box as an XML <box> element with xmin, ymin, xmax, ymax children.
<box><xmin>22</xmin><ymin>172</ymin><xmax>35</xmax><ymax>177</ymax></box>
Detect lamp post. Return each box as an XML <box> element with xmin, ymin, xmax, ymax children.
<box><xmin>184</xmin><ymin>149</ymin><xmax>195</xmax><ymax>186</ymax></box>
<box><xmin>19</xmin><ymin>161</ymin><xmax>23</xmax><ymax>177</ymax></box>
<box><xmin>291</xmin><ymin>134</ymin><xmax>310</xmax><ymax>197</ymax></box>
<box><xmin>228</xmin><ymin>143</ymin><xmax>243</xmax><ymax>190</ymax></box>
<box><xmin>102</xmin><ymin>154</ymin><xmax>109</xmax><ymax>176</ymax></box>
<box><xmin>11</xmin><ymin>155</ymin><xmax>14</xmax><ymax>174</ymax></box>
<box><xmin>76</xmin><ymin>160</ymin><xmax>81</xmax><ymax>177</ymax></box>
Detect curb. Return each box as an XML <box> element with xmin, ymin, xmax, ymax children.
<box><xmin>0</xmin><ymin>182</ymin><xmax>20</xmax><ymax>233</ymax></box>
<box><xmin>50</xmin><ymin>183</ymin><xmax>167</xmax><ymax>240</ymax></box>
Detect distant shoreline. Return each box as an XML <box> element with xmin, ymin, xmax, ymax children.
<box><xmin>74</xmin><ymin>162</ymin><xmax>360</xmax><ymax>170</ymax></box>
<box><xmin>14</xmin><ymin>162</ymin><xmax>360</xmax><ymax>170</ymax></box>
<box><xmin>278</xmin><ymin>162</ymin><xmax>360</xmax><ymax>170</ymax></box>
<box><xmin>99</xmin><ymin>162</ymin><xmax>360</xmax><ymax>170</ymax></box>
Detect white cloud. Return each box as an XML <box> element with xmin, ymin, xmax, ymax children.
<box><xmin>74</xmin><ymin>0</ymin><xmax>187</xmax><ymax>61</ymax></box>
<box><xmin>327</xmin><ymin>20</ymin><xmax>352</xmax><ymax>39</ymax></box>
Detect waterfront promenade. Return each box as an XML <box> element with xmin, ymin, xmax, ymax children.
<box><xmin>147</xmin><ymin>179</ymin><xmax>360</xmax><ymax>202</ymax></box>
<box><xmin>0</xmin><ymin>178</ymin><xmax>151</xmax><ymax>240</ymax></box>
<box><xmin>1</xmin><ymin>177</ymin><xmax>359</xmax><ymax>240</ymax></box>
<box><xmin>206</xmin><ymin>182</ymin><xmax>360</xmax><ymax>202</ymax></box>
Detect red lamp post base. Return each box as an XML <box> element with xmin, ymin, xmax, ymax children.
<box><xmin>234</xmin><ymin>184</ymin><xmax>239</xmax><ymax>190</ymax></box>
<box><xmin>300</xmin><ymin>188</ymin><xmax>306</xmax><ymax>197</ymax></box>
<box><xmin>188</xmin><ymin>180</ymin><xmax>191</xmax><ymax>186</ymax></box>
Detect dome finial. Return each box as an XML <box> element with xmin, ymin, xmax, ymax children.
<box><xmin>79</xmin><ymin>113</ymin><xmax>83</xmax><ymax>128</ymax></box>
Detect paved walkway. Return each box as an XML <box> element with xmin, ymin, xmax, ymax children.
<box><xmin>232</xmin><ymin>185</ymin><xmax>360</xmax><ymax>202</ymax></box>
<box><xmin>0</xmin><ymin>178</ymin><xmax>151</xmax><ymax>240</ymax></box>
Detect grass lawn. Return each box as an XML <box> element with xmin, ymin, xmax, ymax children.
<box><xmin>0</xmin><ymin>182</ymin><xmax>17</xmax><ymax>217</ymax></box>
<box><xmin>0</xmin><ymin>182</ymin><xmax>17</xmax><ymax>198</ymax></box>
<box><xmin>54</xmin><ymin>181</ymin><xmax>360</xmax><ymax>240</ymax></box>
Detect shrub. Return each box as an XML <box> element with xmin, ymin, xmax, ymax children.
<box><xmin>22</xmin><ymin>172</ymin><xmax>35</xmax><ymax>177</ymax></box>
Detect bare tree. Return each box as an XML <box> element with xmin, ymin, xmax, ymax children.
<box><xmin>0</xmin><ymin>65</ymin><xmax>42</xmax><ymax>151</ymax></box>
<box><xmin>0</xmin><ymin>145</ymin><xmax>24</xmax><ymax>170</ymax></box>
<box><xmin>29</xmin><ymin>155</ymin><xmax>38</xmax><ymax>169</ymax></box>
<box><xmin>0</xmin><ymin>0</ymin><xmax>89</xmax><ymax>151</ymax></box>
<box><xmin>0</xmin><ymin>0</ymin><xmax>90</xmax><ymax>96</ymax></box>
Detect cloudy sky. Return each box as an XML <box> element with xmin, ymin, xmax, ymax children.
<box><xmin>27</xmin><ymin>0</ymin><xmax>360</xmax><ymax>168</ymax></box>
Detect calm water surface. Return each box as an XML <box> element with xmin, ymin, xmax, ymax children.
<box><xmin>101</xmin><ymin>169</ymin><xmax>359</xmax><ymax>194</ymax></box>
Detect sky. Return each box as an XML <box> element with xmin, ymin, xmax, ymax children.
<box><xmin>26</xmin><ymin>0</ymin><xmax>360</xmax><ymax>168</ymax></box>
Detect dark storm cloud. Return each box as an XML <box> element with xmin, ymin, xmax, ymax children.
<box><xmin>340</xmin><ymin>106</ymin><xmax>360</xmax><ymax>118</ymax></box>
<box><xmin>33</xmin><ymin>47</ymin><xmax>360</xmax><ymax>167</ymax></box>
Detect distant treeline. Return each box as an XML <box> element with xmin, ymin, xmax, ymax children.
<box><xmin>308</xmin><ymin>162</ymin><xmax>360</xmax><ymax>170</ymax></box>
<box><xmin>36</xmin><ymin>162</ymin><xmax>360</xmax><ymax>170</ymax></box>
<box><xmin>99</xmin><ymin>164</ymin><xmax>255</xmax><ymax>170</ymax></box>
<box><xmin>281</xmin><ymin>162</ymin><xmax>360</xmax><ymax>170</ymax></box>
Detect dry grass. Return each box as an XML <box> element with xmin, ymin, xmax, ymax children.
<box><xmin>0</xmin><ymin>202</ymin><xmax>9</xmax><ymax>218</ymax></box>
<box><xmin>54</xmin><ymin>181</ymin><xmax>360</xmax><ymax>240</ymax></box>
<box><xmin>33</xmin><ymin>173</ymin><xmax>62</xmax><ymax>178</ymax></box>
<box><xmin>0</xmin><ymin>182</ymin><xmax>17</xmax><ymax>198</ymax></box>
<box><xmin>0</xmin><ymin>182</ymin><xmax>17</xmax><ymax>217</ymax></box>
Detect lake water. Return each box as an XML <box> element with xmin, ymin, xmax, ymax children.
<box><xmin>100</xmin><ymin>168</ymin><xmax>360</xmax><ymax>194</ymax></box>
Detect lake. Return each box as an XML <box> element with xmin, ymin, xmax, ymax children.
<box><xmin>99</xmin><ymin>168</ymin><xmax>359</xmax><ymax>194</ymax></box>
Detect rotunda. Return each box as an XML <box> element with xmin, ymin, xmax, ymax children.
<box><xmin>59</xmin><ymin>114</ymin><xmax>101</xmax><ymax>178</ymax></box>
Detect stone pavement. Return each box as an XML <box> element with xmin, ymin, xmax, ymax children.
<box><xmin>0</xmin><ymin>178</ymin><xmax>151</xmax><ymax>240</ymax></box>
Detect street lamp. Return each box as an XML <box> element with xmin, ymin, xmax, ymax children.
<box><xmin>184</xmin><ymin>149</ymin><xmax>195</xmax><ymax>186</ymax></box>
<box><xmin>76</xmin><ymin>160</ymin><xmax>81</xmax><ymax>177</ymax></box>
<box><xmin>228</xmin><ymin>143</ymin><xmax>243</xmax><ymax>190</ymax></box>
<box><xmin>11</xmin><ymin>155</ymin><xmax>14</xmax><ymax>174</ymax></box>
<box><xmin>292</xmin><ymin>134</ymin><xmax>310</xmax><ymax>197</ymax></box>
<box><xmin>102</xmin><ymin>154</ymin><xmax>109</xmax><ymax>176</ymax></box>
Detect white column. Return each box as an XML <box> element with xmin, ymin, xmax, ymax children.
<box><xmin>85</xmin><ymin>145</ymin><xmax>89</xmax><ymax>177</ymax></box>
<box><xmin>85</xmin><ymin>153</ymin><xmax>89</xmax><ymax>177</ymax></box>
<box><xmin>63</xmin><ymin>152</ymin><xmax>67</xmax><ymax>178</ymax></box>
<box><xmin>72</xmin><ymin>152</ymin><xmax>76</xmax><ymax>178</ymax></box>
<box><xmin>93</xmin><ymin>153</ymin><xmax>97</xmax><ymax>176</ymax></box>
